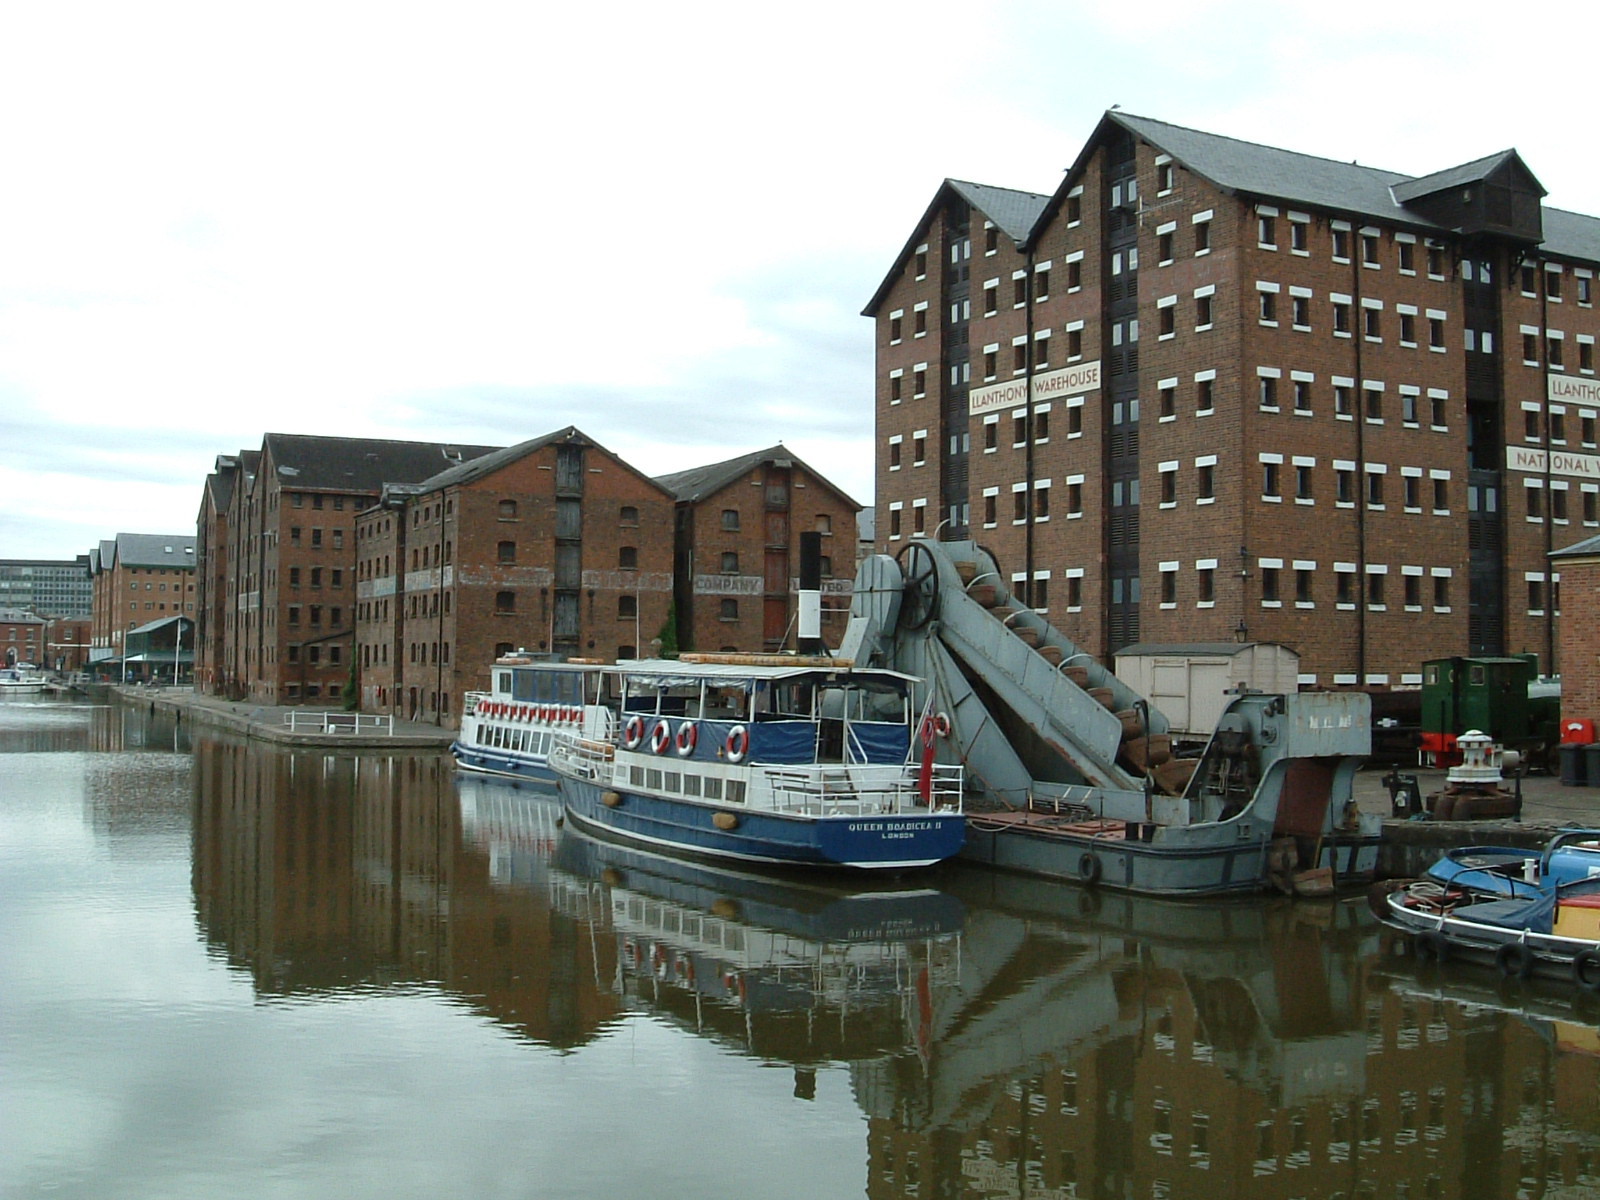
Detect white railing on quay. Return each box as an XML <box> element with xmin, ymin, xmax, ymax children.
<box><xmin>282</xmin><ymin>711</ymin><xmax>395</xmax><ymax>736</ymax></box>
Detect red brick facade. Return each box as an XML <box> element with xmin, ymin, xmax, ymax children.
<box><xmin>354</xmin><ymin>428</ymin><xmax>676</xmax><ymax>722</ymax></box>
<box><xmin>200</xmin><ymin>435</ymin><xmax>497</xmax><ymax>704</ymax></box>
<box><xmin>871</xmin><ymin>113</ymin><xmax>1600</xmax><ymax>687</ymax></box>
<box><xmin>1553</xmin><ymin>534</ymin><xmax>1600</xmax><ymax>732</ymax></box>
<box><xmin>0</xmin><ymin>611</ymin><xmax>45</xmax><ymax>667</ymax></box>
<box><xmin>657</xmin><ymin>447</ymin><xmax>859</xmax><ymax>654</ymax></box>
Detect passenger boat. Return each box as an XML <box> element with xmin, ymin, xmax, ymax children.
<box><xmin>549</xmin><ymin>654</ymin><xmax>966</xmax><ymax>871</ymax></box>
<box><xmin>452</xmin><ymin>656</ymin><xmax>614</xmax><ymax>782</ymax></box>
<box><xmin>1376</xmin><ymin>828</ymin><xmax>1600</xmax><ymax>987</ymax></box>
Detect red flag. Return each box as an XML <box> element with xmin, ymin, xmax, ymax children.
<box><xmin>917</xmin><ymin>714</ymin><xmax>936</xmax><ymax>805</ymax></box>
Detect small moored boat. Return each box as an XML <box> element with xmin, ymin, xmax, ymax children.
<box><xmin>550</xmin><ymin>654</ymin><xmax>966</xmax><ymax>871</ymax></box>
<box><xmin>452</xmin><ymin>657</ymin><xmax>612</xmax><ymax>783</ymax></box>
<box><xmin>1376</xmin><ymin>828</ymin><xmax>1600</xmax><ymax>988</ymax></box>
<box><xmin>0</xmin><ymin>667</ymin><xmax>46</xmax><ymax>695</ymax></box>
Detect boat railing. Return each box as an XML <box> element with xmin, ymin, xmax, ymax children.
<box><xmin>761</xmin><ymin>762</ymin><xmax>964</xmax><ymax>817</ymax></box>
<box><xmin>550</xmin><ymin>734</ymin><xmax>615</xmax><ymax>782</ymax></box>
<box><xmin>464</xmin><ymin>691</ymin><xmax>489</xmax><ymax>714</ymax></box>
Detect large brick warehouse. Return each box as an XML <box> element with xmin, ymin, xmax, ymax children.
<box><xmin>868</xmin><ymin>110</ymin><xmax>1600</xmax><ymax>688</ymax></box>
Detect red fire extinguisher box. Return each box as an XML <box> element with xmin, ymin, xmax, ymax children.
<box><xmin>1562</xmin><ymin>718</ymin><xmax>1597</xmax><ymax>744</ymax></box>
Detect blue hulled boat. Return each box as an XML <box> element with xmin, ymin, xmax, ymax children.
<box><xmin>549</xmin><ymin>654</ymin><xmax>965</xmax><ymax>871</ymax></box>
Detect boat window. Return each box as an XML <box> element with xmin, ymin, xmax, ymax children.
<box><xmin>768</xmin><ymin>680</ymin><xmax>817</xmax><ymax>719</ymax></box>
<box><xmin>703</xmin><ymin>777</ymin><xmax>723</xmax><ymax>800</ymax></box>
<box><xmin>496</xmin><ymin>672</ymin><xmax>511</xmax><ymax>693</ymax></box>
<box><xmin>703</xmin><ymin>685</ymin><xmax>747</xmax><ymax>720</ymax></box>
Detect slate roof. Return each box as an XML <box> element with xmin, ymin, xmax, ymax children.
<box><xmin>1105</xmin><ymin>112</ymin><xmax>1417</xmax><ymax>226</ymax></box>
<box><xmin>871</xmin><ymin>111</ymin><xmax>1600</xmax><ymax>306</ymax></box>
<box><xmin>865</xmin><ymin>179</ymin><xmax>1051</xmax><ymax>315</ymax></box>
<box><xmin>1551</xmin><ymin>532</ymin><xmax>1600</xmax><ymax>559</ymax></box>
<box><xmin>112</xmin><ymin>533</ymin><xmax>197</xmax><ymax>569</ymax></box>
<box><xmin>948</xmin><ymin>179</ymin><xmax>1050</xmax><ymax>242</ymax></box>
<box><xmin>262</xmin><ymin>433</ymin><xmax>500</xmax><ymax>493</ymax></box>
<box><xmin>654</xmin><ymin>444</ymin><xmax>860</xmax><ymax>510</ymax></box>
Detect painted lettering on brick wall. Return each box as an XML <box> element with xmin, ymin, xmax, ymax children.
<box><xmin>1507</xmin><ymin>445</ymin><xmax>1600</xmax><ymax>481</ymax></box>
<box><xmin>968</xmin><ymin>361</ymin><xmax>1101</xmax><ymax>416</ymax></box>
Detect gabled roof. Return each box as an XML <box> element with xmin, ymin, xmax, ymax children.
<box><xmin>654</xmin><ymin>444</ymin><xmax>860</xmax><ymax>511</ymax></box>
<box><xmin>261</xmin><ymin>433</ymin><xmax>500</xmax><ymax>494</ymax></box>
<box><xmin>864</xmin><ymin>179</ymin><xmax>1050</xmax><ymax>316</ymax></box>
<box><xmin>401</xmin><ymin>425</ymin><xmax>674</xmax><ymax>500</ymax></box>
<box><xmin>1390</xmin><ymin>149</ymin><xmax>1541</xmax><ymax>204</ymax></box>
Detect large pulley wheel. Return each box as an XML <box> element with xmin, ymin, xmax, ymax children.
<box><xmin>896</xmin><ymin>541</ymin><xmax>940</xmax><ymax>630</ymax></box>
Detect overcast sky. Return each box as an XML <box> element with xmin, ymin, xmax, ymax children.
<box><xmin>3</xmin><ymin>1</ymin><xmax>1597</xmax><ymax>560</ymax></box>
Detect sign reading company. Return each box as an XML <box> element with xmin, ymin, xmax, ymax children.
<box><xmin>968</xmin><ymin>361</ymin><xmax>1102</xmax><ymax>417</ymax></box>
<box><xmin>1506</xmin><ymin>444</ymin><xmax>1600</xmax><ymax>481</ymax></box>
<box><xmin>1548</xmin><ymin>375</ymin><xmax>1600</xmax><ymax>407</ymax></box>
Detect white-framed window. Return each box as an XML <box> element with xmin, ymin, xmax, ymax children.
<box><xmin>1158</xmin><ymin>293</ymin><xmax>1178</xmax><ymax>340</ymax></box>
<box><xmin>1431</xmin><ymin>565</ymin><xmax>1453</xmax><ymax>613</ymax></box>
<box><xmin>1256</xmin><ymin>204</ymin><xmax>1279</xmax><ymax>250</ymax></box>
<box><xmin>1159</xmin><ymin>560</ymin><xmax>1179</xmax><ymax>608</ymax></box>
<box><xmin>1257</xmin><ymin>280</ymin><xmax>1280</xmax><ymax>326</ymax></box>
<box><xmin>1195</xmin><ymin>368</ymin><xmax>1216</xmax><ymax>417</ymax></box>
<box><xmin>1259</xmin><ymin>451</ymin><xmax>1283</xmax><ymax>502</ymax></box>
<box><xmin>1288</xmin><ymin>211</ymin><xmax>1310</xmax><ymax>255</ymax></box>
<box><xmin>1158</xmin><ymin>460</ymin><xmax>1179</xmax><ymax>508</ymax></box>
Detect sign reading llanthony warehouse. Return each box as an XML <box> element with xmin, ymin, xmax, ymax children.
<box><xmin>968</xmin><ymin>361</ymin><xmax>1102</xmax><ymax>417</ymax></box>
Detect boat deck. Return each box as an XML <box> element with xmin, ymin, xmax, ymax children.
<box><xmin>965</xmin><ymin>811</ymin><xmax>1131</xmax><ymax>842</ymax></box>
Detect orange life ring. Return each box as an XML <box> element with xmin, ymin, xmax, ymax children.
<box><xmin>675</xmin><ymin>721</ymin><xmax>697</xmax><ymax>757</ymax></box>
<box><xmin>650</xmin><ymin>720</ymin><xmax>672</xmax><ymax>754</ymax></box>
<box><xmin>623</xmin><ymin>715</ymin><xmax>646</xmax><ymax>749</ymax></box>
<box><xmin>726</xmin><ymin>725</ymin><xmax>749</xmax><ymax>763</ymax></box>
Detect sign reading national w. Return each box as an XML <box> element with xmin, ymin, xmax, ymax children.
<box><xmin>968</xmin><ymin>361</ymin><xmax>1102</xmax><ymax>417</ymax></box>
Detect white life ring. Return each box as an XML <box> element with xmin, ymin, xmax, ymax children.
<box><xmin>675</xmin><ymin>721</ymin><xmax>697</xmax><ymax>757</ymax></box>
<box><xmin>725</xmin><ymin>725</ymin><xmax>749</xmax><ymax>764</ymax></box>
<box><xmin>650</xmin><ymin>720</ymin><xmax>672</xmax><ymax>754</ymax></box>
<box><xmin>622</xmin><ymin>715</ymin><xmax>646</xmax><ymax>749</ymax></box>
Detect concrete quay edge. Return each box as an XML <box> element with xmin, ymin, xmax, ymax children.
<box><xmin>112</xmin><ymin>686</ymin><xmax>455</xmax><ymax>751</ymax></box>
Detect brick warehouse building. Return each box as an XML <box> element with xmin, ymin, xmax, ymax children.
<box><xmin>1552</xmin><ymin>532</ymin><xmax>1600</xmax><ymax>732</ymax></box>
<box><xmin>655</xmin><ymin>445</ymin><xmax>860</xmax><ymax>653</ymax></box>
<box><xmin>87</xmin><ymin>533</ymin><xmax>197</xmax><ymax>668</ymax></box>
<box><xmin>868</xmin><ymin>111</ymin><xmax>1600</xmax><ymax>688</ymax></box>
<box><xmin>354</xmin><ymin>427</ymin><xmax>677</xmax><ymax>722</ymax></box>
<box><xmin>199</xmin><ymin>434</ymin><xmax>497</xmax><ymax>703</ymax></box>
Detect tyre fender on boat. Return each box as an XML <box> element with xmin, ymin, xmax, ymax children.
<box><xmin>1078</xmin><ymin>852</ymin><xmax>1101</xmax><ymax>886</ymax></box>
<box><xmin>1496</xmin><ymin>941</ymin><xmax>1535</xmax><ymax>980</ymax></box>
<box><xmin>1573</xmin><ymin>949</ymin><xmax>1600</xmax><ymax>991</ymax></box>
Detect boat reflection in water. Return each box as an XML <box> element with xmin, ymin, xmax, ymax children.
<box><xmin>463</xmin><ymin>774</ymin><xmax>966</xmax><ymax>1074</ymax></box>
